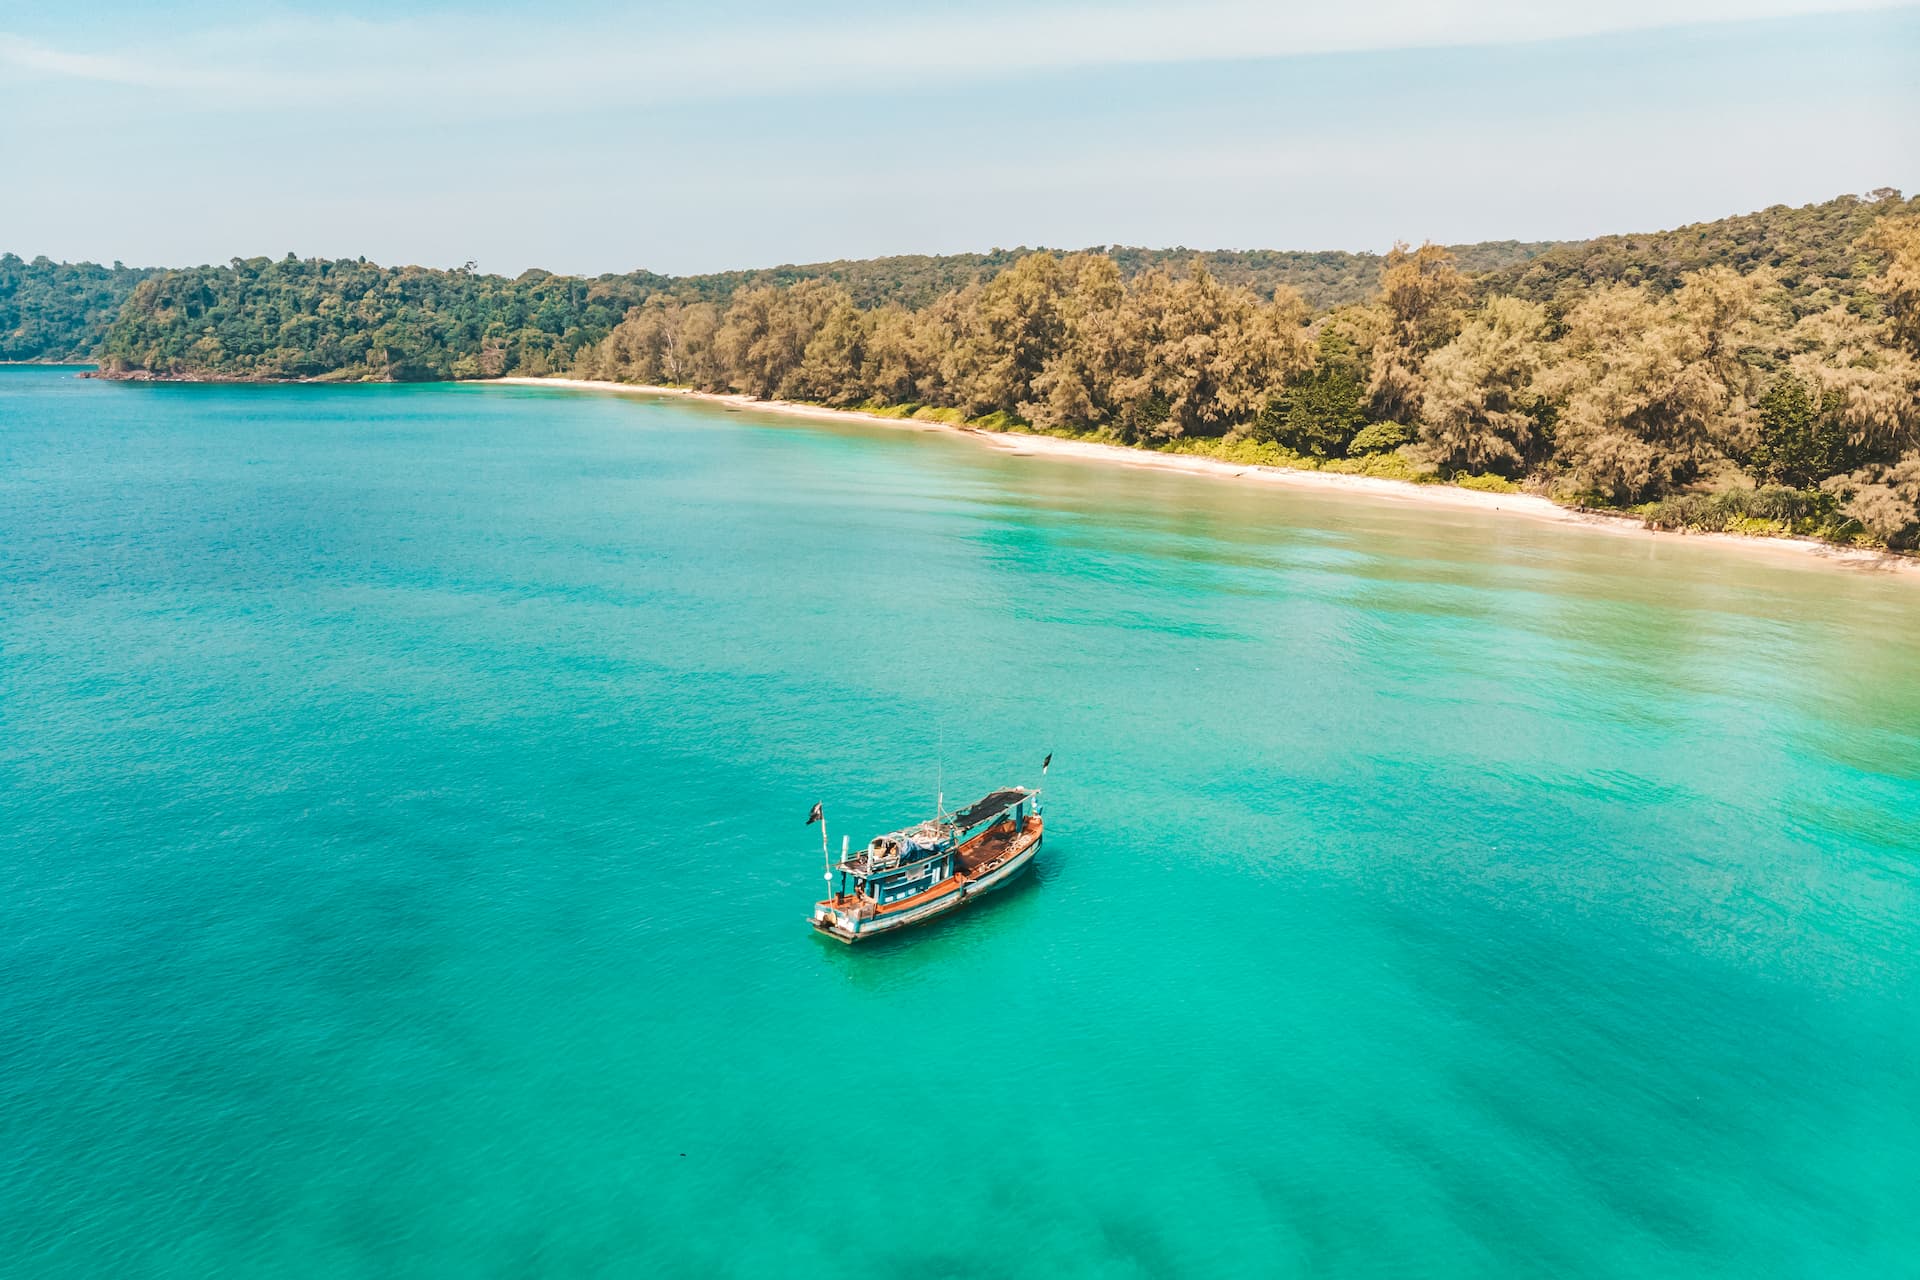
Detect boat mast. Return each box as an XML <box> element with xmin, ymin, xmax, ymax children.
<box><xmin>809</xmin><ymin>801</ymin><xmax>832</xmax><ymax>899</ymax></box>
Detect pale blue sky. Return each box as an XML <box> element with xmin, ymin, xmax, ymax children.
<box><xmin>1</xmin><ymin>1</ymin><xmax>1915</xmax><ymax>274</ymax></box>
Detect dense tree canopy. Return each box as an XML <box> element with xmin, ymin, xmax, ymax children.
<box><xmin>0</xmin><ymin>254</ymin><xmax>154</xmax><ymax>361</ymax></box>
<box><xmin>1477</xmin><ymin>189</ymin><xmax>1913</xmax><ymax>319</ymax></box>
<box><xmin>28</xmin><ymin>188</ymin><xmax>1920</xmax><ymax>549</ymax></box>
<box><xmin>582</xmin><ymin>201</ymin><xmax>1920</xmax><ymax>545</ymax></box>
<box><xmin>94</xmin><ymin>256</ymin><xmax>669</xmax><ymax>381</ymax></box>
<box><xmin>574</xmin><ymin>196</ymin><xmax>1916</xmax><ymax>546</ymax></box>
<box><xmin>1418</xmin><ymin>295</ymin><xmax>1550</xmax><ymax>476</ymax></box>
<box><xmin>634</xmin><ymin>240</ymin><xmax>1557</xmax><ymax>314</ymax></box>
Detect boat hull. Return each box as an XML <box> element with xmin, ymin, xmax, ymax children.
<box><xmin>811</xmin><ymin>830</ymin><xmax>1040</xmax><ymax>943</ymax></box>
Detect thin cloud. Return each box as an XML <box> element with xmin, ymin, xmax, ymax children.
<box><xmin>0</xmin><ymin>32</ymin><xmax>291</xmax><ymax>94</ymax></box>
<box><xmin>2</xmin><ymin>1</ymin><xmax>1909</xmax><ymax>108</ymax></box>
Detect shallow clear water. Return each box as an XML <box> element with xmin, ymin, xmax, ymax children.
<box><xmin>3</xmin><ymin>367</ymin><xmax>1917</xmax><ymax>1278</ymax></box>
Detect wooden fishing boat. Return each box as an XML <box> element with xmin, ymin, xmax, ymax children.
<box><xmin>808</xmin><ymin>778</ymin><xmax>1044</xmax><ymax>943</ymax></box>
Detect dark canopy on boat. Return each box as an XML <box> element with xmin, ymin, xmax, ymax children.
<box><xmin>951</xmin><ymin>789</ymin><xmax>1029</xmax><ymax>830</ymax></box>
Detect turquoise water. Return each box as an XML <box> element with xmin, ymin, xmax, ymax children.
<box><xmin>3</xmin><ymin>366</ymin><xmax>1917</xmax><ymax>1277</ymax></box>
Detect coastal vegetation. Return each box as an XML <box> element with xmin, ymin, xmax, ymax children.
<box><xmin>74</xmin><ymin>243</ymin><xmax>1558</xmax><ymax>383</ymax></box>
<box><xmin>562</xmin><ymin>192</ymin><xmax>1920</xmax><ymax>550</ymax></box>
<box><xmin>21</xmin><ymin>190</ymin><xmax>1920</xmax><ymax>550</ymax></box>
<box><xmin>1477</xmin><ymin>187</ymin><xmax>1910</xmax><ymax>317</ymax></box>
<box><xmin>0</xmin><ymin>254</ymin><xmax>153</xmax><ymax>362</ymax></box>
<box><xmin>93</xmin><ymin>258</ymin><xmax>671</xmax><ymax>382</ymax></box>
<box><xmin>11</xmin><ymin>241</ymin><xmax>1549</xmax><ymax>382</ymax></box>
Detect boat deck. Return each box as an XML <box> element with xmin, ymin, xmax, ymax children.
<box><xmin>813</xmin><ymin>803</ymin><xmax>1042</xmax><ymax>941</ymax></box>
<box><xmin>823</xmin><ymin>816</ymin><xmax>1041</xmax><ymax>921</ymax></box>
<box><xmin>955</xmin><ymin>815</ymin><xmax>1041</xmax><ymax>876</ymax></box>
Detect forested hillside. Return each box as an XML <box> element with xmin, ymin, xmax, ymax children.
<box><xmin>1480</xmin><ymin>189</ymin><xmax>1907</xmax><ymax>317</ymax></box>
<box><xmin>97</xmin><ymin>258</ymin><xmax>672</xmax><ymax>381</ymax></box>
<box><xmin>87</xmin><ymin>193</ymin><xmax>1902</xmax><ymax>385</ymax></box>
<box><xmin>64</xmin><ymin>189</ymin><xmax>1920</xmax><ymax>548</ymax></box>
<box><xmin>558</xmin><ymin>192</ymin><xmax>1920</xmax><ymax>545</ymax></box>
<box><xmin>87</xmin><ymin>238</ymin><xmax>1557</xmax><ymax>380</ymax></box>
<box><xmin>0</xmin><ymin>254</ymin><xmax>154</xmax><ymax>362</ymax></box>
<box><xmin>676</xmin><ymin>240</ymin><xmax>1557</xmax><ymax>311</ymax></box>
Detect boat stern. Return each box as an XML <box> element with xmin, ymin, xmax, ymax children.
<box><xmin>810</xmin><ymin>899</ymin><xmax>864</xmax><ymax>943</ymax></box>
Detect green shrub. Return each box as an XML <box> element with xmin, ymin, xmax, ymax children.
<box><xmin>1322</xmin><ymin>448</ymin><xmax>1440</xmax><ymax>483</ymax></box>
<box><xmin>909</xmin><ymin>405</ymin><xmax>966</xmax><ymax>424</ymax></box>
<box><xmin>1453</xmin><ymin>472</ymin><xmax>1520</xmax><ymax>493</ymax></box>
<box><xmin>1164</xmin><ymin>436</ymin><xmax>1318</xmax><ymax>468</ymax></box>
<box><xmin>969</xmin><ymin>410</ymin><xmax>1027</xmax><ymax>431</ymax></box>
<box><xmin>1347</xmin><ymin>421</ymin><xmax>1415</xmax><ymax>455</ymax></box>
<box><xmin>1638</xmin><ymin>485</ymin><xmax>1842</xmax><ymax>537</ymax></box>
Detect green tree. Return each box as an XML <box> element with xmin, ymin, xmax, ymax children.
<box><xmin>1025</xmin><ymin>259</ymin><xmax>1308</xmax><ymax>441</ymax></box>
<box><xmin>1782</xmin><ymin>311</ymin><xmax>1919</xmax><ymax>464</ymax></box>
<box><xmin>1024</xmin><ymin>254</ymin><xmax>1128</xmax><ymax>431</ymax></box>
<box><xmin>1749</xmin><ymin>375</ymin><xmax>1856</xmax><ymax>488</ymax></box>
<box><xmin>1823</xmin><ymin>453</ymin><xmax>1920</xmax><ymax>548</ymax></box>
<box><xmin>1418</xmin><ymin>295</ymin><xmax>1550</xmax><ymax>475</ymax></box>
<box><xmin>788</xmin><ymin>294</ymin><xmax>869</xmax><ymax>405</ymax></box>
<box><xmin>1367</xmin><ymin>242</ymin><xmax>1467</xmax><ymax>425</ymax></box>
<box><xmin>1537</xmin><ymin>268</ymin><xmax>1776</xmax><ymax>502</ymax></box>
<box><xmin>1862</xmin><ymin>214</ymin><xmax>1920</xmax><ymax>354</ymax></box>
<box><xmin>939</xmin><ymin>254</ymin><xmax>1076</xmax><ymax>417</ymax></box>
<box><xmin>714</xmin><ymin>281</ymin><xmax>847</xmax><ymax>399</ymax></box>
<box><xmin>1254</xmin><ymin>329</ymin><xmax>1368</xmax><ymax>457</ymax></box>
<box><xmin>861</xmin><ymin>305</ymin><xmax>937</xmax><ymax>404</ymax></box>
<box><xmin>1102</xmin><ymin>264</ymin><xmax>1309</xmax><ymax>442</ymax></box>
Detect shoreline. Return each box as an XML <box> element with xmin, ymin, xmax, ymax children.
<box><xmin>488</xmin><ymin>376</ymin><xmax>1920</xmax><ymax>578</ymax></box>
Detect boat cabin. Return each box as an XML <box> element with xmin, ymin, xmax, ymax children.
<box><xmin>829</xmin><ymin>788</ymin><xmax>1036</xmax><ymax>908</ymax></box>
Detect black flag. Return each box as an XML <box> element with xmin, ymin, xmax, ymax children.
<box><xmin>806</xmin><ymin>802</ymin><xmax>823</xmax><ymax>826</ymax></box>
<box><xmin>1042</xmin><ymin>753</ymin><xmax>1052</xmax><ymax>772</ymax></box>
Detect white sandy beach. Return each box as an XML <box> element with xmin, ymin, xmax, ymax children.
<box><xmin>489</xmin><ymin>377</ymin><xmax>1920</xmax><ymax>578</ymax></box>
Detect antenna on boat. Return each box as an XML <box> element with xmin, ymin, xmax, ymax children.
<box><xmin>936</xmin><ymin>724</ymin><xmax>945</xmax><ymax>821</ymax></box>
